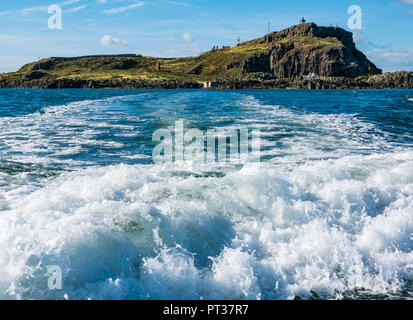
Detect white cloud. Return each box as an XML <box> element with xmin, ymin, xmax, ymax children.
<box><xmin>366</xmin><ymin>48</ymin><xmax>413</xmax><ymax>72</ymax></box>
<box><xmin>182</xmin><ymin>33</ymin><xmax>192</xmax><ymax>42</ymax></box>
<box><xmin>100</xmin><ymin>35</ymin><xmax>128</xmax><ymax>46</ymax></box>
<box><xmin>65</xmin><ymin>5</ymin><xmax>87</xmax><ymax>13</ymax></box>
<box><xmin>96</xmin><ymin>0</ymin><xmax>107</xmax><ymax>3</ymax></box>
<box><xmin>398</xmin><ymin>0</ymin><xmax>413</xmax><ymax>4</ymax></box>
<box><xmin>102</xmin><ymin>2</ymin><xmax>145</xmax><ymax>14</ymax></box>
<box><xmin>0</xmin><ymin>11</ymin><xmax>9</xmax><ymax>16</ymax></box>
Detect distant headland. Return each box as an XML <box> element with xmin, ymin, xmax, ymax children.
<box><xmin>0</xmin><ymin>23</ymin><xmax>412</xmax><ymax>89</ymax></box>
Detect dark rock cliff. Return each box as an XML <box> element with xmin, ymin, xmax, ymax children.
<box><xmin>242</xmin><ymin>23</ymin><xmax>382</xmax><ymax>79</ymax></box>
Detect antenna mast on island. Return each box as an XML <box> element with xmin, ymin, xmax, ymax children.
<box><xmin>268</xmin><ymin>22</ymin><xmax>270</xmax><ymax>34</ymax></box>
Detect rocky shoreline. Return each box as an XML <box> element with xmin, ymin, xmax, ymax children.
<box><xmin>0</xmin><ymin>71</ymin><xmax>412</xmax><ymax>90</ymax></box>
<box><xmin>0</xmin><ymin>77</ymin><xmax>202</xmax><ymax>89</ymax></box>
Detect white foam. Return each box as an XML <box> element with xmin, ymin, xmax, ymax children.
<box><xmin>236</xmin><ymin>95</ymin><xmax>395</xmax><ymax>168</ymax></box>
<box><xmin>0</xmin><ymin>148</ymin><xmax>412</xmax><ymax>299</ymax></box>
<box><xmin>1</xmin><ymin>91</ymin><xmax>412</xmax><ymax>299</ymax></box>
<box><xmin>0</xmin><ymin>95</ymin><xmax>145</xmax><ymax>167</ymax></box>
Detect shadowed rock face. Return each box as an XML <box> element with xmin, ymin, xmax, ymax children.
<box><xmin>243</xmin><ymin>23</ymin><xmax>382</xmax><ymax>79</ymax></box>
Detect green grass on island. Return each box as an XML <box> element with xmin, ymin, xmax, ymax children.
<box><xmin>0</xmin><ymin>27</ymin><xmax>344</xmax><ymax>83</ymax></box>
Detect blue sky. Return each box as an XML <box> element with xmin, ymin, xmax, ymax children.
<box><xmin>0</xmin><ymin>0</ymin><xmax>412</xmax><ymax>73</ymax></box>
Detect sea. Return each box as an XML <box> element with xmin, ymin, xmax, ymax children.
<box><xmin>0</xmin><ymin>88</ymin><xmax>412</xmax><ymax>300</ymax></box>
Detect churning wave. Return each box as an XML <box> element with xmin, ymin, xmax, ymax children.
<box><xmin>0</xmin><ymin>95</ymin><xmax>148</xmax><ymax>168</ymax></box>
<box><xmin>1</xmin><ymin>153</ymin><xmax>413</xmax><ymax>300</ymax></box>
<box><xmin>0</xmin><ymin>89</ymin><xmax>412</xmax><ymax>300</ymax></box>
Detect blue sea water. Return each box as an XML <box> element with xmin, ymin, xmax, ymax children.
<box><xmin>0</xmin><ymin>88</ymin><xmax>412</xmax><ymax>300</ymax></box>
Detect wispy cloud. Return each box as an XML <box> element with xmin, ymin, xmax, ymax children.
<box><xmin>0</xmin><ymin>11</ymin><xmax>9</xmax><ymax>16</ymax></box>
<box><xmin>165</xmin><ymin>1</ymin><xmax>195</xmax><ymax>7</ymax></box>
<box><xmin>0</xmin><ymin>34</ymin><xmax>22</xmax><ymax>40</ymax></box>
<box><xmin>0</xmin><ymin>34</ymin><xmax>29</xmax><ymax>44</ymax></box>
<box><xmin>66</xmin><ymin>5</ymin><xmax>87</xmax><ymax>13</ymax></box>
<box><xmin>163</xmin><ymin>32</ymin><xmax>200</xmax><ymax>55</ymax></box>
<box><xmin>21</xmin><ymin>6</ymin><xmax>49</xmax><ymax>14</ymax></box>
<box><xmin>102</xmin><ymin>2</ymin><xmax>145</xmax><ymax>14</ymax></box>
<box><xmin>352</xmin><ymin>29</ymin><xmax>366</xmax><ymax>44</ymax></box>
<box><xmin>164</xmin><ymin>43</ymin><xmax>201</xmax><ymax>56</ymax></box>
<box><xmin>20</xmin><ymin>0</ymin><xmax>82</xmax><ymax>14</ymax></box>
<box><xmin>366</xmin><ymin>42</ymin><xmax>390</xmax><ymax>50</ymax></box>
<box><xmin>60</xmin><ymin>0</ymin><xmax>82</xmax><ymax>5</ymax></box>
<box><xmin>398</xmin><ymin>0</ymin><xmax>413</xmax><ymax>14</ymax></box>
<box><xmin>366</xmin><ymin>48</ymin><xmax>413</xmax><ymax>71</ymax></box>
<box><xmin>367</xmin><ymin>48</ymin><xmax>413</xmax><ymax>60</ymax></box>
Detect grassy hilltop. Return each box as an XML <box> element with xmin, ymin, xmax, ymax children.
<box><xmin>1</xmin><ymin>38</ymin><xmax>273</xmax><ymax>83</ymax></box>
<box><xmin>0</xmin><ymin>23</ymin><xmax>382</xmax><ymax>85</ymax></box>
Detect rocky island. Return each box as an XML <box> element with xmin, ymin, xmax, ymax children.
<box><xmin>0</xmin><ymin>22</ymin><xmax>412</xmax><ymax>89</ymax></box>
